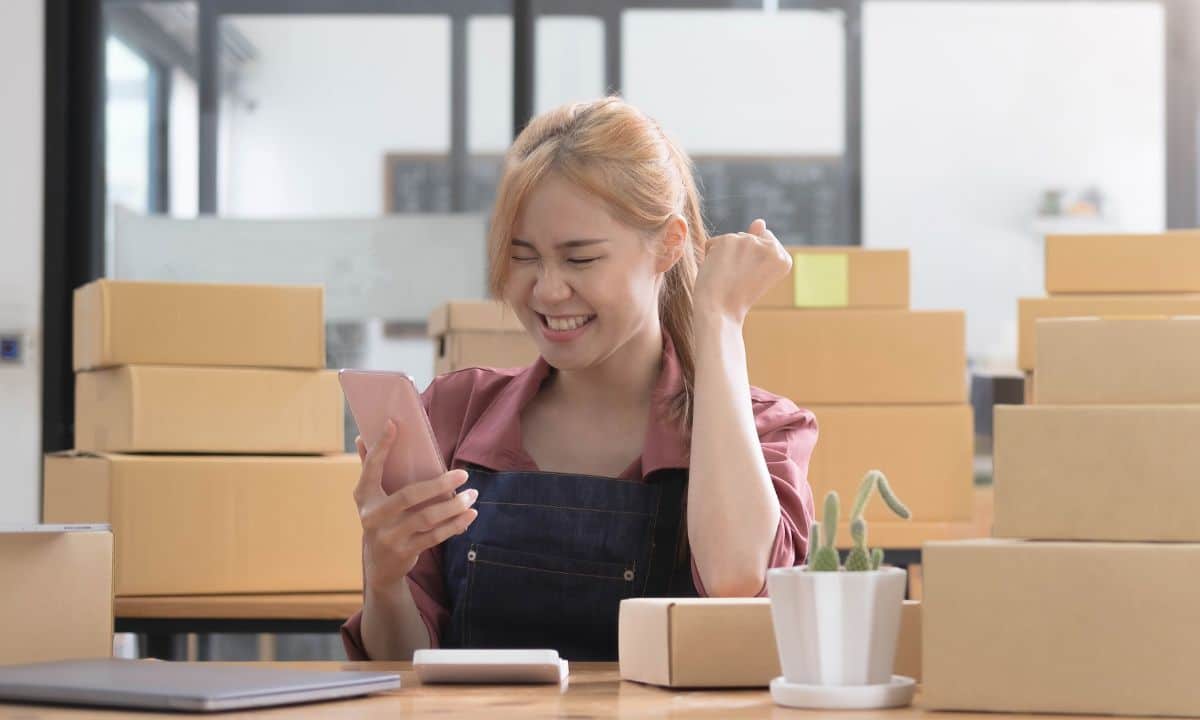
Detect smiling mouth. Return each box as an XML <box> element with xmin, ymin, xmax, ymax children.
<box><xmin>538</xmin><ymin>313</ymin><xmax>596</xmax><ymax>332</ymax></box>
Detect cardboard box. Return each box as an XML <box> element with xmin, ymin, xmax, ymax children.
<box><xmin>429</xmin><ymin>301</ymin><xmax>538</xmax><ymax>374</ymax></box>
<box><xmin>617</xmin><ymin>598</ymin><xmax>923</xmax><ymax>688</ymax></box>
<box><xmin>1045</xmin><ymin>231</ymin><xmax>1200</xmax><ymax>294</ymax></box>
<box><xmin>618</xmin><ymin>598</ymin><xmax>779</xmax><ymax>687</ymax></box>
<box><xmin>43</xmin><ymin>453</ymin><xmax>362</xmax><ymax>595</ymax></box>
<box><xmin>755</xmin><ymin>247</ymin><xmax>909</xmax><ymax>309</ymax></box>
<box><xmin>75</xmin><ymin>366</ymin><xmax>344</xmax><ymax>454</ymax></box>
<box><xmin>1017</xmin><ymin>294</ymin><xmax>1200</xmax><ymax>370</ymax></box>
<box><xmin>923</xmin><ymin>539</ymin><xmax>1200</xmax><ymax>716</ymax></box>
<box><xmin>994</xmin><ymin>405</ymin><xmax>1200</xmax><ymax>541</ymax></box>
<box><xmin>1035</xmin><ymin>317</ymin><xmax>1200</xmax><ymax>404</ymax></box>
<box><xmin>806</xmin><ymin>405</ymin><xmax>974</xmax><ymax>523</ymax></box>
<box><xmin>435</xmin><ymin>332</ymin><xmax>539</xmax><ymax>375</ymax></box>
<box><xmin>895</xmin><ymin>600</ymin><xmax>921</xmax><ymax>682</ymax></box>
<box><xmin>744</xmin><ymin>310</ymin><xmax>965</xmax><ymax>404</ymax></box>
<box><xmin>74</xmin><ymin>279</ymin><xmax>325</xmax><ymax>371</ymax></box>
<box><xmin>0</xmin><ymin>526</ymin><xmax>114</xmax><ymax>665</ymax></box>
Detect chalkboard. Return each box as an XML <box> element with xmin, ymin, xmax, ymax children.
<box><xmin>384</xmin><ymin>153</ymin><xmax>847</xmax><ymax>247</ymax></box>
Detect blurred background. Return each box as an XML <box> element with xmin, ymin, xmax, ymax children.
<box><xmin>2</xmin><ymin>0</ymin><xmax>1196</xmax><ymax>659</ymax></box>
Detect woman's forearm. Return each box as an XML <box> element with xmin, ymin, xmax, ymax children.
<box><xmin>360</xmin><ymin>576</ymin><xmax>432</xmax><ymax>660</ymax></box>
<box><xmin>687</xmin><ymin>307</ymin><xmax>781</xmax><ymax>596</ymax></box>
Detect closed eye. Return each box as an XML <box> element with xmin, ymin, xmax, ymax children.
<box><xmin>567</xmin><ymin>257</ymin><xmax>599</xmax><ymax>266</ymax></box>
<box><xmin>511</xmin><ymin>255</ymin><xmax>538</xmax><ymax>263</ymax></box>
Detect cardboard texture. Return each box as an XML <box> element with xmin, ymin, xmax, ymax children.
<box><xmin>994</xmin><ymin>405</ymin><xmax>1200</xmax><ymax>541</ymax></box>
<box><xmin>1024</xmin><ymin>371</ymin><xmax>1035</xmax><ymax>405</ymax></box>
<box><xmin>1017</xmin><ymin>294</ymin><xmax>1200</xmax><ymax>370</ymax></box>
<box><xmin>923</xmin><ymin>539</ymin><xmax>1200</xmax><ymax>716</ymax></box>
<box><xmin>43</xmin><ymin>452</ymin><xmax>362</xmax><ymax>595</ymax></box>
<box><xmin>73</xmin><ymin>279</ymin><xmax>325</xmax><ymax>371</ymax></box>
<box><xmin>618</xmin><ymin>599</ymin><xmax>779</xmax><ymax>688</ymax></box>
<box><xmin>756</xmin><ymin>247</ymin><xmax>909</xmax><ymax>309</ymax></box>
<box><xmin>0</xmin><ymin>527</ymin><xmax>114</xmax><ymax>665</ymax></box>
<box><xmin>744</xmin><ymin>310</ymin><xmax>966</xmax><ymax>404</ymax></box>
<box><xmin>1035</xmin><ymin>317</ymin><xmax>1200</xmax><ymax>404</ymax></box>
<box><xmin>806</xmin><ymin>405</ymin><xmax>974</xmax><ymax>523</ymax></box>
<box><xmin>1044</xmin><ymin>231</ymin><xmax>1200</xmax><ymax>294</ymax></box>
<box><xmin>617</xmin><ymin>598</ymin><xmax>922</xmax><ymax>688</ymax></box>
<box><xmin>427</xmin><ymin>300</ymin><xmax>525</xmax><ymax>335</ymax></box>
<box><xmin>435</xmin><ymin>332</ymin><xmax>539</xmax><ymax>375</ymax></box>
<box><xmin>75</xmin><ymin>366</ymin><xmax>344</xmax><ymax>454</ymax></box>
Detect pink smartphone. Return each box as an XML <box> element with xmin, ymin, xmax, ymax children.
<box><xmin>338</xmin><ymin>369</ymin><xmax>448</xmax><ymax>497</ymax></box>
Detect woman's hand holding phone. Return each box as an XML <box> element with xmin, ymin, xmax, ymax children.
<box><xmin>353</xmin><ymin>420</ymin><xmax>480</xmax><ymax>591</ymax></box>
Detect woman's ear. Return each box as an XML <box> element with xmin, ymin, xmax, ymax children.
<box><xmin>655</xmin><ymin>214</ymin><xmax>688</xmax><ymax>274</ymax></box>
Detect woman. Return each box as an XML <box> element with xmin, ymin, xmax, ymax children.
<box><xmin>342</xmin><ymin>97</ymin><xmax>817</xmax><ymax>661</ymax></box>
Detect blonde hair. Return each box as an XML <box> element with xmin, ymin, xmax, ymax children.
<box><xmin>487</xmin><ymin>96</ymin><xmax>708</xmax><ymax>428</ymax></box>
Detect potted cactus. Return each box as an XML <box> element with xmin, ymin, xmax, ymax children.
<box><xmin>767</xmin><ymin>470</ymin><xmax>915</xmax><ymax>709</ymax></box>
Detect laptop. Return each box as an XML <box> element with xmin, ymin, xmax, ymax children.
<box><xmin>0</xmin><ymin>659</ymin><xmax>401</xmax><ymax>712</ymax></box>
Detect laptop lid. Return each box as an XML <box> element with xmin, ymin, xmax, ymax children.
<box><xmin>0</xmin><ymin>659</ymin><xmax>401</xmax><ymax>712</ymax></box>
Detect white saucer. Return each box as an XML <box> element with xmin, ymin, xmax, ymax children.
<box><xmin>770</xmin><ymin>675</ymin><xmax>916</xmax><ymax>710</ymax></box>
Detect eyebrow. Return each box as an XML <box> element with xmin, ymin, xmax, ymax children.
<box><xmin>512</xmin><ymin>238</ymin><xmax>609</xmax><ymax>250</ymax></box>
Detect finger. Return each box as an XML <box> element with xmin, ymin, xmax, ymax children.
<box><xmin>397</xmin><ymin>487</ymin><xmax>480</xmax><ymax>535</ymax></box>
<box><xmin>355</xmin><ymin>420</ymin><xmax>396</xmax><ymax>504</ymax></box>
<box><xmin>386</xmin><ymin>469</ymin><xmax>471</xmax><ymax>514</ymax></box>
<box><xmin>748</xmin><ymin>218</ymin><xmax>767</xmax><ymax>237</ymax></box>
<box><xmin>355</xmin><ymin>436</ymin><xmax>367</xmax><ymax>463</ymax></box>
<box><xmin>408</xmin><ymin>509</ymin><xmax>479</xmax><ymax>553</ymax></box>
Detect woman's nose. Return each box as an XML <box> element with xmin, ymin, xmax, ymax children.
<box><xmin>532</xmin><ymin>266</ymin><xmax>571</xmax><ymax>304</ymax></box>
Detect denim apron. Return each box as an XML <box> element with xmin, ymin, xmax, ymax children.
<box><xmin>441</xmin><ymin>466</ymin><xmax>698</xmax><ymax>661</ymax></box>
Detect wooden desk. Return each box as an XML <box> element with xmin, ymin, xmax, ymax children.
<box><xmin>114</xmin><ymin>594</ymin><xmax>361</xmax><ymax>660</ymax></box>
<box><xmin>0</xmin><ymin>662</ymin><xmax>1139</xmax><ymax>719</ymax></box>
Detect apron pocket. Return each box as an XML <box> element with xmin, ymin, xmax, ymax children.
<box><xmin>461</xmin><ymin>542</ymin><xmax>637</xmax><ymax>660</ymax></box>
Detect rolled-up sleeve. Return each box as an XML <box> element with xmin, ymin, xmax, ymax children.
<box><xmin>691</xmin><ymin>393</ymin><xmax>818</xmax><ymax>597</ymax></box>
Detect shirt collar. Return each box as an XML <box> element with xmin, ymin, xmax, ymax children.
<box><xmin>453</xmin><ymin>332</ymin><xmax>691</xmax><ymax>477</ymax></box>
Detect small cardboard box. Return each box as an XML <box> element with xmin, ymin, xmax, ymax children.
<box><xmin>74</xmin><ymin>279</ymin><xmax>325</xmax><ymax>371</ymax></box>
<box><xmin>923</xmin><ymin>539</ymin><xmax>1200</xmax><ymax>716</ymax></box>
<box><xmin>755</xmin><ymin>247</ymin><xmax>909</xmax><ymax>309</ymax></box>
<box><xmin>618</xmin><ymin>598</ymin><xmax>779</xmax><ymax>688</ymax></box>
<box><xmin>806</xmin><ymin>405</ymin><xmax>974</xmax><ymax>524</ymax></box>
<box><xmin>43</xmin><ymin>453</ymin><xmax>362</xmax><ymax>595</ymax></box>
<box><xmin>1044</xmin><ymin>231</ymin><xmax>1200</xmax><ymax>294</ymax></box>
<box><xmin>75</xmin><ymin>366</ymin><xmax>344</xmax><ymax>454</ymax></box>
<box><xmin>428</xmin><ymin>301</ymin><xmax>538</xmax><ymax>374</ymax></box>
<box><xmin>617</xmin><ymin>598</ymin><xmax>923</xmax><ymax>688</ymax></box>
<box><xmin>1035</xmin><ymin>316</ymin><xmax>1200</xmax><ymax>404</ymax></box>
<box><xmin>744</xmin><ymin>310</ymin><xmax>965</xmax><ymax>404</ymax></box>
<box><xmin>0</xmin><ymin>526</ymin><xmax>114</xmax><ymax>665</ymax></box>
<box><xmin>1017</xmin><ymin>294</ymin><xmax>1200</xmax><ymax>370</ymax></box>
<box><xmin>993</xmin><ymin>405</ymin><xmax>1200</xmax><ymax>541</ymax></box>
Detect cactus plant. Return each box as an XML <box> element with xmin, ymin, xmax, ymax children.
<box><xmin>806</xmin><ymin>469</ymin><xmax>910</xmax><ymax>572</ymax></box>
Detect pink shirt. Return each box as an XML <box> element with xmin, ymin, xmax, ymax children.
<box><xmin>341</xmin><ymin>337</ymin><xmax>817</xmax><ymax>660</ymax></box>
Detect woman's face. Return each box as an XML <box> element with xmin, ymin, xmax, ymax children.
<box><xmin>504</xmin><ymin>172</ymin><xmax>667</xmax><ymax>371</ymax></box>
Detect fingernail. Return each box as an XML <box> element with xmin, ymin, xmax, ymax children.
<box><xmin>466</xmin><ymin>489</ymin><xmax>479</xmax><ymax>502</ymax></box>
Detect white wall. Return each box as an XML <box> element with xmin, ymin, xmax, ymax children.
<box><xmin>864</xmin><ymin>1</ymin><xmax>1165</xmax><ymax>366</ymax></box>
<box><xmin>222</xmin><ymin>15</ymin><xmax>451</xmax><ymax>217</ymax></box>
<box><xmin>0</xmin><ymin>0</ymin><xmax>44</xmax><ymax>524</ymax></box>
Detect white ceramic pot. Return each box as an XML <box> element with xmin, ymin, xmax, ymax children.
<box><xmin>767</xmin><ymin>565</ymin><xmax>907</xmax><ymax>686</ymax></box>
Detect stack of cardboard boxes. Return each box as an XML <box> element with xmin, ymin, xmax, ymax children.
<box><xmin>924</xmin><ymin>235</ymin><xmax>1200</xmax><ymax>716</ymax></box>
<box><xmin>744</xmin><ymin>247</ymin><xmax>974</xmax><ymax>549</ymax></box>
<box><xmin>1018</xmin><ymin>231</ymin><xmax>1200</xmax><ymax>400</ymax></box>
<box><xmin>43</xmin><ymin>280</ymin><xmax>363</xmax><ymax>598</ymax></box>
<box><xmin>428</xmin><ymin>301</ymin><xmax>537</xmax><ymax>374</ymax></box>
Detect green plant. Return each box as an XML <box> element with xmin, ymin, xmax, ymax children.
<box><xmin>806</xmin><ymin>469</ymin><xmax>910</xmax><ymax>572</ymax></box>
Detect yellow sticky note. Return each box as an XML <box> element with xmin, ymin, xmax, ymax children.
<box><xmin>793</xmin><ymin>253</ymin><xmax>849</xmax><ymax>307</ymax></box>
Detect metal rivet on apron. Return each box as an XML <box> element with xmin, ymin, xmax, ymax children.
<box><xmin>623</xmin><ymin>569</ymin><xmax>635</xmax><ymax>582</ymax></box>
<box><xmin>467</xmin><ymin>549</ymin><xmax>477</xmax><ymax>562</ymax></box>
